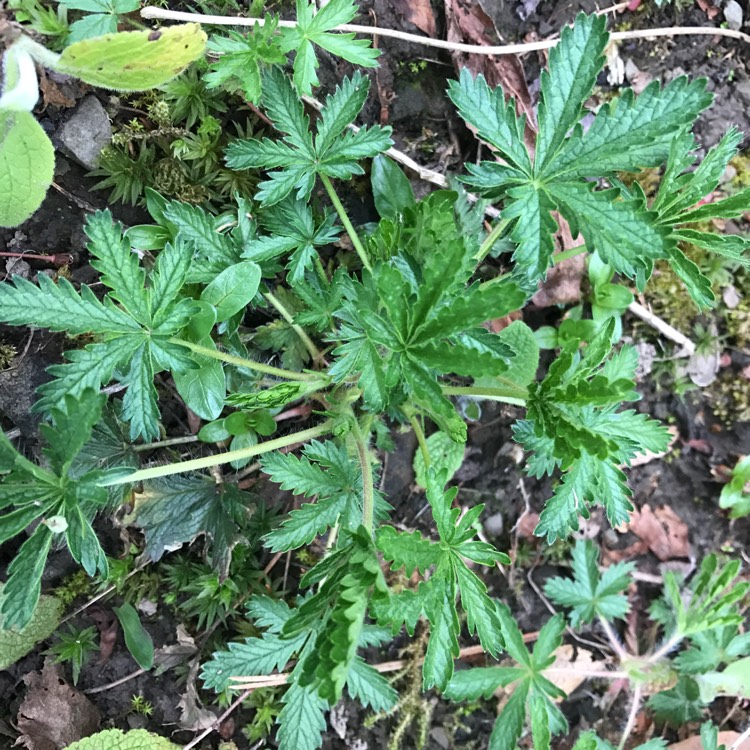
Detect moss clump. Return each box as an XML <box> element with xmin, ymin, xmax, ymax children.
<box><xmin>0</xmin><ymin>341</ymin><xmax>17</xmax><ymax>369</ymax></box>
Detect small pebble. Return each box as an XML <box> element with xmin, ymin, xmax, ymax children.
<box><xmin>484</xmin><ymin>512</ymin><xmax>504</xmax><ymax>536</ymax></box>
<box><xmin>724</xmin><ymin>0</ymin><xmax>743</xmax><ymax>30</ymax></box>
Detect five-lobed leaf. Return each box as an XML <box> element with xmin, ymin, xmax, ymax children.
<box><xmin>226</xmin><ymin>69</ymin><xmax>392</xmax><ymax>206</ymax></box>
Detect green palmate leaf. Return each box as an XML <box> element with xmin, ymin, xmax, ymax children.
<box><xmin>226</xmin><ymin>69</ymin><xmax>392</xmax><ymax>206</ymax></box>
<box><xmin>448</xmin><ymin>608</ymin><xmax>568</xmax><ymax>750</ymax></box>
<box><xmin>544</xmin><ymin>540</ymin><xmax>634</xmax><ymax>626</ymax></box>
<box><xmin>514</xmin><ymin>323</ymin><xmax>671</xmax><ymax>540</ymax></box>
<box><xmin>1</xmin><ymin>524</ymin><xmax>54</xmax><ymax>630</ymax></box>
<box><xmin>299</xmin><ymin>535</ymin><xmax>388</xmax><ymax>702</ymax></box>
<box><xmin>719</xmin><ymin>456</ymin><xmax>750</xmax><ymax>518</ymax></box>
<box><xmin>205</xmin><ymin>21</ymin><xmax>285</xmax><ymax>103</ymax></box>
<box><xmin>534</xmin><ymin>13</ymin><xmax>608</xmax><ymax>171</ymax></box>
<box><xmin>161</xmin><ymin>201</ymin><xmax>242</xmax><ymax>283</ymax></box>
<box><xmin>276</xmin><ymin>680</ymin><xmax>328</xmax><ymax>750</ymax></box>
<box><xmin>346</xmin><ymin>657</ymin><xmax>399</xmax><ymax>712</ymax></box>
<box><xmin>646</xmin><ymin>130</ymin><xmax>750</xmax><ymax>307</ymax></box>
<box><xmin>202</xmin><ymin>630</ymin><xmax>309</xmax><ymax>691</ymax></box>
<box><xmin>331</xmin><ymin>193</ymin><xmax>525</xmax><ymax>437</ymax></box>
<box><xmin>0</xmin><ymin>211</ymin><xmax>196</xmax><ymax>441</ymax></box>
<box><xmin>243</xmin><ymin>197</ymin><xmax>339</xmax><ymax>284</ymax></box>
<box><xmin>376</xmin><ymin>526</ymin><xmax>441</xmax><ymax>575</ymax></box>
<box><xmin>377</xmin><ymin>471</ymin><xmax>508</xmax><ymax>690</ymax></box>
<box><xmin>56</xmin><ymin>24</ymin><xmax>207</xmax><ymax>91</ymax></box>
<box><xmin>0</xmin><ymin>109</ymin><xmax>55</xmax><ymax>228</ymax></box>
<box><xmin>449</xmin><ymin>12</ymin><xmax>713</xmax><ymax>285</ymax></box>
<box><xmin>0</xmin><ymin>390</ymin><xmax>109</xmax><ymax>630</ymax></box>
<box><xmin>278</xmin><ymin>0</ymin><xmax>379</xmax><ymax>95</ymax></box>
<box><xmin>134</xmin><ymin>475</ymin><xmax>255</xmax><ymax>578</ymax></box>
<box><xmin>261</xmin><ymin>440</ymin><xmax>381</xmax><ymax>552</ymax></box>
<box><xmin>648</xmin><ymin>676</ymin><xmax>705</xmax><ymax>724</ymax></box>
<box><xmin>676</xmin><ymin>627</ymin><xmax>750</xmax><ymax>675</ymax></box>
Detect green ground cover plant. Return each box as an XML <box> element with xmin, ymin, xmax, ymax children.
<box><xmin>1</xmin><ymin>3</ymin><xmax>750</xmax><ymax>748</ymax></box>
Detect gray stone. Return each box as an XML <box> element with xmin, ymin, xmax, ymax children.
<box><xmin>724</xmin><ymin>0</ymin><xmax>743</xmax><ymax>30</ymax></box>
<box><xmin>735</xmin><ymin>80</ymin><xmax>750</xmax><ymax>108</ymax></box>
<box><xmin>56</xmin><ymin>95</ymin><xmax>112</xmax><ymax>169</ymax></box>
<box><xmin>484</xmin><ymin>512</ymin><xmax>504</xmax><ymax>536</ymax></box>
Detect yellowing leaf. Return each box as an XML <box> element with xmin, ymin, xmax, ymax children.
<box><xmin>66</xmin><ymin>728</ymin><xmax>179</xmax><ymax>749</ymax></box>
<box><xmin>56</xmin><ymin>24</ymin><xmax>207</xmax><ymax>91</ymax></box>
<box><xmin>0</xmin><ymin>584</ymin><xmax>62</xmax><ymax>669</ymax></box>
<box><xmin>0</xmin><ymin>110</ymin><xmax>54</xmax><ymax>228</ymax></box>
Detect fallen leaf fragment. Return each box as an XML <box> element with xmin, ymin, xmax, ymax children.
<box><xmin>669</xmin><ymin>732</ymin><xmax>746</xmax><ymax>750</ymax></box>
<box><xmin>392</xmin><ymin>0</ymin><xmax>436</xmax><ymax>37</ymax></box>
<box><xmin>624</xmin><ymin>504</ymin><xmax>690</xmax><ymax>561</ymax></box>
<box><xmin>178</xmin><ymin>682</ymin><xmax>217</xmax><ymax>731</ymax></box>
<box><xmin>545</xmin><ymin>644</ymin><xmax>594</xmax><ymax>697</ymax></box>
<box><xmin>17</xmin><ymin>661</ymin><xmax>100</xmax><ymax>750</ymax></box>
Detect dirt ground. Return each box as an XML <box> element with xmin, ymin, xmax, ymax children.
<box><xmin>1</xmin><ymin>0</ymin><xmax>750</xmax><ymax>747</ymax></box>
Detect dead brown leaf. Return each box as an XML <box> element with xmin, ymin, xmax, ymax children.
<box><xmin>39</xmin><ymin>71</ymin><xmax>76</xmax><ymax>109</ymax></box>
<box><xmin>532</xmin><ymin>213</ymin><xmax>584</xmax><ymax>307</ymax></box>
<box><xmin>444</xmin><ymin>0</ymin><xmax>536</xmax><ymax>137</ymax></box>
<box><xmin>624</xmin><ymin>504</ymin><xmax>690</xmax><ymax>562</ymax></box>
<box><xmin>669</xmin><ymin>732</ymin><xmax>745</xmax><ymax>750</ymax></box>
<box><xmin>16</xmin><ymin>661</ymin><xmax>100</xmax><ymax>750</ymax></box>
<box><xmin>545</xmin><ymin>644</ymin><xmax>594</xmax><ymax>697</ymax></box>
<box><xmin>178</xmin><ymin>682</ymin><xmax>217</xmax><ymax>732</ymax></box>
<box><xmin>391</xmin><ymin>0</ymin><xmax>436</xmax><ymax>37</ymax></box>
<box><xmin>88</xmin><ymin>606</ymin><xmax>118</xmax><ymax>664</ymax></box>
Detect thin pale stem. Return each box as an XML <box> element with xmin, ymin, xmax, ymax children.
<box><xmin>647</xmin><ymin>632</ymin><xmax>684</xmax><ymax>663</ymax></box>
<box><xmin>544</xmin><ymin>667</ymin><xmax>629</xmax><ymax>680</ymax></box>
<box><xmin>352</xmin><ymin>421</ymin><xmax>375</xmax><ymax>532</ymax></box>
<box><xmin>134</xmin><ymin>435</ymin><xmax>199</xmax><ymax>452</ymax></box>
<box><xmin>476</xmin><ymin>218</ymin><xmax>510</xmax><ymax>262</ymax></box>
<box><xmin>169</xmin><ymin>337</ymin><xmax>316</xmax><ymax>382</ymax></box>
<box><xmin>409</xmin><ymin>414</ymin><xmax>430</xmax><ymax>469</ymax></box>
<box><xmin>182</xmin><ymin>688</ymin><xmax>253</xmax><ymax>750</ymax></box>
<box><xmin>441</xmin><ymin>385</ymin><xmax>526</xmax><ymax>406</ymax></box>
<box><xmin>140</xmin><ymin>7</ymin><xmax>750</xmax><ymax>51</ymax></box>
<box><xmin>617</xmin><ymin>684</ymin><xmax>642</xmax><ymax>750</ymax></box>
<box><xmin>264</xmin><ymin>290</ymin><xmax>321</xmax><ymax>361</ymax></box>
<box><xmin>599</xmin><ymin>616</ymin><xmax>629</xmax><ymax>662</ymax></box>
<box><xmin>319</xmin><ymin>174</ymin><xmax>372</xmax><ymax>273</ymax></box>
<box><xmin>100</xmin><ymin>421</ymin><xmax>334</xmax><ymax>485</ymax></box>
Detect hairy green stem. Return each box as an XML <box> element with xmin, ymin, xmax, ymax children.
<box><xmin>263</xmin><ymin>290</ymin><xmax>321</xmax><ymax>361</ymax></box>
<box><xmin>320</xmin><ymin>174</ymin><xmax>372</xmax><ymax>273</ymax></box>
<box><xmin>409</xmin><ymin>414</ymin><xmax>430</xmax><ymax>468</ymax></box>
<box><xmin>170</xmin><ymin>338</ymin><xmax>317</xmax><ymax>382</ymax></box>
<box><xmin>441</xmin><ymin>385</ymin><xmax>526</xmax><ymax>406</ymax></box>
<box><xmin>475</xmin><ymin>218</ymin><xmax>510</xmax><ymax>262</ymax></box>
<box><xmin>100</xmin><ymin>421</ymin><xmax>334</xmax><ymax>485</ymax></box>
<box><xmin>134</xmin><ymin>435</ymin><xmax>199</xmax><ymax>452</ymax></box>
<box><xmin>352</xmin><ymin>421</ymin><xmax>375</xmax><ymax>533</ymax></box>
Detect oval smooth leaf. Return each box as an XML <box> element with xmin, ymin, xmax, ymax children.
<box><xmin>371</xmin><ymin>155</ymin><xmax>415</xmax><ymax>219</ymax></box>
<box><xmin>113</xmin><ymin>602</ymin><xmax>154</xmax><ymax>670</ymax></box>
<box><xmin>201</xmin><ymin>261</ymin><xmax>261</xmax><ymax>322</ymax></box>
<box><xmin>0</xmin><ymin>110</ymin><xmax>54</xmax><ymax>228</ymax></box>
<box><xmin>173</xmin><ymin>353</ymin><xmax>225</xmax><ymax>421</ymax></box>
<box><xmin>56</xmin><ymin>24</ymin><xmax>207</xmax><ymax>91</ymax></box>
